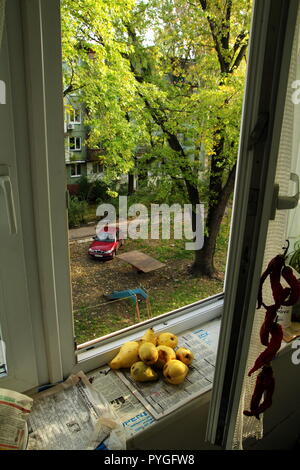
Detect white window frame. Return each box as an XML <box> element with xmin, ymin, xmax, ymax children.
<box><xmin>74</xmin><ymin>293</ymin><xmax>223</xmax><ymax>374</ymax></box>
<box><xmin>18</xmin><ymin>0</ymin><xmax>225</xmax><ymax>385</ymax></box>
<box><xmin>69</xmin><ymin>107</ymin><xmax>81</xmax><ymax>124</ymax></box>
<box><xmin>69</xmin><ymin>136</ymin><xmax>81</xmax><ymax>151</ymax></box>
<box><xmin>12</xmin><ymin>0</ymin><xmax>262</xmax><ymax>390</ymax></box>
<box><xmin>70</xmin><ymin>163</ymin><xmax>82</xmax><ymax>178</ymax></box>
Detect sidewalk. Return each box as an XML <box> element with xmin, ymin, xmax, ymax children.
<box><xmin>69</xmin><ymin>223</ymin><xmax>96</xmax><ymax>241</ymax></box>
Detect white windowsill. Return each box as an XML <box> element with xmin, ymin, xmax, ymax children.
<box><xmin>74</xmin><ymin>294</ymin><xmax>223</xmax><ymax>372</ymax></box>
<box><xmin>86</xmin><ymin>316</ymin><xmax>222</xmax><ymax>447</ymax></box>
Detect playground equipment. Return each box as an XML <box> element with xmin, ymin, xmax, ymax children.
<box><xmin>105</xmin><ymin>287</ymin><xmax>151</xmax><ymax>322</ymax></box>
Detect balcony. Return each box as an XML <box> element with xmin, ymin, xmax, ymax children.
<box><xmin>86</xmin><ymin>147</ymin><xmax>106</xmax><ymax>162</ymax></box>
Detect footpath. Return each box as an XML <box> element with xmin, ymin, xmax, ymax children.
<box><xmin>69</xmin><ymin>223</ymin><xmax>96</xmax><ymax>241</ymax></box>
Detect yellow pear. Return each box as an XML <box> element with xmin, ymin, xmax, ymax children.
<box><xmin>108</xmin><ymin>341</ymin><xmax>140</xmax><ymax>369</ymax></box>
<box><xmin>163</xmin><ymin>360</ymin><xmax>189</xmax><ymax>385</ymax></box>
<box><xmin>157</xmin><ymin>332</ymin><xmax>178</xmax><ymax>349</ymax></box>
<box><xmin>139</xmin><ymin>341</ymin><xmax>158</xmax><ymax>365</ymax></box>
<box><xmin>141</xmin><ymin>328</ymin><xmax>157</xmax><ymax>345</ymax></box>
<box><xmin>156</xmin><ymin>345</ymin><xmax>176</xmax><ymax>369</ymax></box>
<box><xmin>130</xmin><ymin>361</ymin><xmax>158</xmax><ymax>382</ymax></box>
<box><xmin>176</xmin><ymin>347</ymin><xmax>194</xmax><ymax>366</ymax></box>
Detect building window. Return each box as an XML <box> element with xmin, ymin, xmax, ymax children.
<box><xmin>71</xmin><ymin>163</ymin><xmax>82</xmax><ymax>177</ymax></box>
<box><xmin>92</xmin><ymin>162</ymin><xmax>103</xmax><ymax>174</ymax></box>
<box><xmin>69</xmin><ymin>107</ymin><xmax>81</xmax><ymax>124</ymax></box>
<box><xmin>69</xmin><ymin>136</ymin><xmax>81</xmax><ymax>151</ymax></box>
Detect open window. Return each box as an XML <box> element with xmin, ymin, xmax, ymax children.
<box><xmin>60</xmin><ymin>0</ymin><xmax>251</xmax><ymax>349</ymax></box>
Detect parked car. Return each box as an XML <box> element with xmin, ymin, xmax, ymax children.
<box><xmin>88</xmin><ymin>227</ymin><xmax>124</xmax><ymax>260</ymax></box>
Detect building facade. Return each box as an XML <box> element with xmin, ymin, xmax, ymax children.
<box><xmin>64</xmin><ymin>96</ymin><xmax>104</xmax><ymax>194</ymax></box>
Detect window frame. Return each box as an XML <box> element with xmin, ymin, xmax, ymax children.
<box><xmin>69</xmin><ymin>107</ymin><xmax>81</xmax><ymax>124</ymax></box>
<box><xmin>69</xmin><ymin>136</ymin><xmax>81</xmax><ymax>151</ymax></box>
<box><xmin>70</xmin><ymin>162</ymin><xmax>82</xmax><ymax>178</ymax></box>
<box><xmin>92</xmin><ymin>162</ymin><xmax>103</xmax><ymax>174</ymax></box>
<box><xmin>15</xmin><ymin>0</ymin><xmax>243</xmax><ymax>388</ymax></box>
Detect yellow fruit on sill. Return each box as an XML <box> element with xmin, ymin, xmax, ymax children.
<box><xmin>156</xmin><ymin>345</ymin><xmax>176</xmax><ymax>368</ymax></box>
<box><xmin>176</xmin><ymin>347</ymin><xmax>194</xmax><ymax>366</ymax></box>
<box><xmin>157</xmin><ymin>332</ymin><xmax>178</xmax><ymax>349</ymax></box>
<box><xmin>108</xmin><ymin>341</ymin><xmax>140</xmax><ymax>369</ymax></box>
<box><xmin>130</xmin><ymin>361</ymin><xmax>158</xmax><ymax>382</ymax></box>
<box><xmin>163</xmin><ymin>359</ymin><xmax>189</xmax><ymax>385</ymax></box>
<box><xmin>139</xmin><ymin>341</ymin><xmax>158</xmax><ymax>365</ymax></box>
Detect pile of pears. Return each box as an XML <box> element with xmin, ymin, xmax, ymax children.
<box><xmin>108</xmin><ymin>328</ymin><xmax>194</xmax><ymax>385</ymax></box>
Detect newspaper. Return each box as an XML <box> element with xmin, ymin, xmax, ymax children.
<box><xmin>27</xmin><ymin>371</ymin><xmax>123</xmax><ymax>450</ymax></box>
<box><xmin>26</xmin><ymin>323</ymin><xmax>219</xmax><ymax>447</ymax></box>
<box><xmin>0</xmin><ymin>388</ymin><xmax>33</xmax><ymax>450</ymax></box>
<box><xmin>86</xmin><ymin>367</ymin><xmax>155</xmax><ymax>438</ymax></box>
<box><xmin>115</xmin><ymin>331</ymin><xmax>216</xmax><ymax>420</ymax></box>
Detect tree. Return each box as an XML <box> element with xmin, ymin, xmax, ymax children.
<box><xmin>61</xmin><ymin>0</ymin><xmax>252</xmax><ymax>277</ymax></box>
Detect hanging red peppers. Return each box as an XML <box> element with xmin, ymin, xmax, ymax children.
<box><xmin>244</xmin><ymin>366</ymin><xmax>275</xmax><ymax>419</ymax></box>
<box><xmin>248</xmin><ymin>322</ymin><xmax>283</xmax><ymax>376</ymax></box>
<box><xmin>244</xmin><ymin>241</ymin><xmax>300</xmax><ymax>420</ymax></box>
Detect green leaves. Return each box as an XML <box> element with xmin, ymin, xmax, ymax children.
<box><xmin>61</xmin><ymin>0</ymin><xmax>251</xmax><ymax>201</ymax></box>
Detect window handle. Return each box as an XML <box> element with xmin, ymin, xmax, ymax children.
<box><xmin>0</xmin><ymin>176</ymin><xmax>17</xmax><ymax>235</ymax></box>
<box><xmin>270</xmin><ymin>172</ymin><xmax>299</xmax><ymax>220</ymax></box>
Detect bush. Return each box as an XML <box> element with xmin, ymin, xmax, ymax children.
<box><xmin>77</xmin><ymin>175</ymin><xmax>110</xmax><ymax>204</ymax></box>
<box><xmin>88</xmin><ymin>179</ymin><xmax>110</xmax><ymax>203</ymax></box>
<box><xmin>77</xmin><ymin>176</ymin><xmax>91</xmax><ymax>201</ymax></box>
<box><xmin>68</xmin><ymin>196</ymin><xmax>88</xmax><ymax>228</ymax></box>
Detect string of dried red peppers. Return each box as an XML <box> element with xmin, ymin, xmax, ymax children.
<box><xmin>244</xmin><ymin>243</ymin><xmax>300</xmax><ymax>419</ymax></box>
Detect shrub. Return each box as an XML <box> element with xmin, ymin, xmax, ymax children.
<box><xmin>77</xmin><ymin>176</ymin><xmax>91</xmax><ymax>201</ymax></box>
<box><xmin>77</xmin><ymin>175</ymin><xmax>110</xmax><ymax>204</ymax></box>
<box><xmin>88</xmin><ymin>179</ymin><xmax>110</xmax><ymax>203</ymax></box>
<box><xmin>68</xmin><ymin>196</ymin><xmax>88</xmax><ymax>228</ymax></box>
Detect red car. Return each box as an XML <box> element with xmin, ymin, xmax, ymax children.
<box><xmin>88</xmin><ymin>227</ymin><xmax>124</xmax><ymax>260</ymax></box>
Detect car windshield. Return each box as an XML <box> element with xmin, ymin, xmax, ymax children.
<box><xmin>96</xmin><ymin>232</ymin><xmax>116</xmax><ymax>242</ymax></box>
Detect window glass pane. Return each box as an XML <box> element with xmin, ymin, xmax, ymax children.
<box><xmin>69</xmin><ymin>137</ymin><xmax>75</xmax><ymax>150</ymax></box>
<box><xmin>61</xmin><ymin>0</ymin><xmax>253</xmax><ymax>345</ymax></box>
<box><xmin>69</xmin><ymin>137</ymin><xmax>81</xmax><ymax>151</ymax></box>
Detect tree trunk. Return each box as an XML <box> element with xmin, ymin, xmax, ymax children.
<box><xmin>128</xmin><ymin>172</ymin><xmax>135</xmax><ymax>195</ymax></box>
<box><xmin>190</xmin><ymin>164</ymin><xmax>236</xmax><ymax>277</ymax></box>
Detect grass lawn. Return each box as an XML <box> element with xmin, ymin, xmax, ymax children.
<box><xmin>71</xmin><ymin>210</ymin><xmax>231</xmax><ymax>345</ymax></box>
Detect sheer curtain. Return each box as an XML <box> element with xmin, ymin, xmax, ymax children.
<box><xmin>287</xmin><ymin>28</ymin><xmax>300</xmax><ymax>245</ymax></box>
<box><xmin>232</xmin><ymin>4</ymin><xmax>300</xmax><ymax>450</ymax></box>
<box><xmin>0</xmin><ymin>0</ymin><xmax>5</xmax><ymax>48</ymax></box>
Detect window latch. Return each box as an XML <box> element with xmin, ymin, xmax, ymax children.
<box><xmin>270</xmin><ymin>172</ymin><xmax>299</xmax><ymax>220</ymax></box>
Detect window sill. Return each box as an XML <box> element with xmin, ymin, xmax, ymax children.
<box><xmin>74</xmin><ymin>293</ymin><xmax>223</xmax><ymax>373</ymax></box>
<box><xmin>85</xmin><ymin>316</ymin><xmax>222</xmax><ymax>447</ymax></box>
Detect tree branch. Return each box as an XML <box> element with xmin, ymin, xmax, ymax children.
<box><xmin>198</xmin><ymin>0</ymin><xmax>230</xmax><ymax>73</ymax></box>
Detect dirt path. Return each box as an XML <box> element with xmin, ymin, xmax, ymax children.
<box><xmin>70</xmin><ymin>239</ymin><xmax>191</xmax><ymax>311</ymax></box>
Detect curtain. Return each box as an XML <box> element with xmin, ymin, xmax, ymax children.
<box><xmin>0</xmin><ymin>0</ymin><xmax>5</xmax><ymax>48</ymax></box>
<box><xmin>287</xmin><ymin>28</ymin><xmax>300</xmax><ymax>244</ymax></box>
<box><xmin>232</xmin><ymin>4</ymin><xmax>300</xmax><ymax>449</ymax></box>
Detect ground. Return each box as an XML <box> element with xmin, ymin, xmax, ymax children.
<box><xmin>70</xmin><ymin>213</ymin><xmax>230</xmax><ymax>345</ymax></box>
